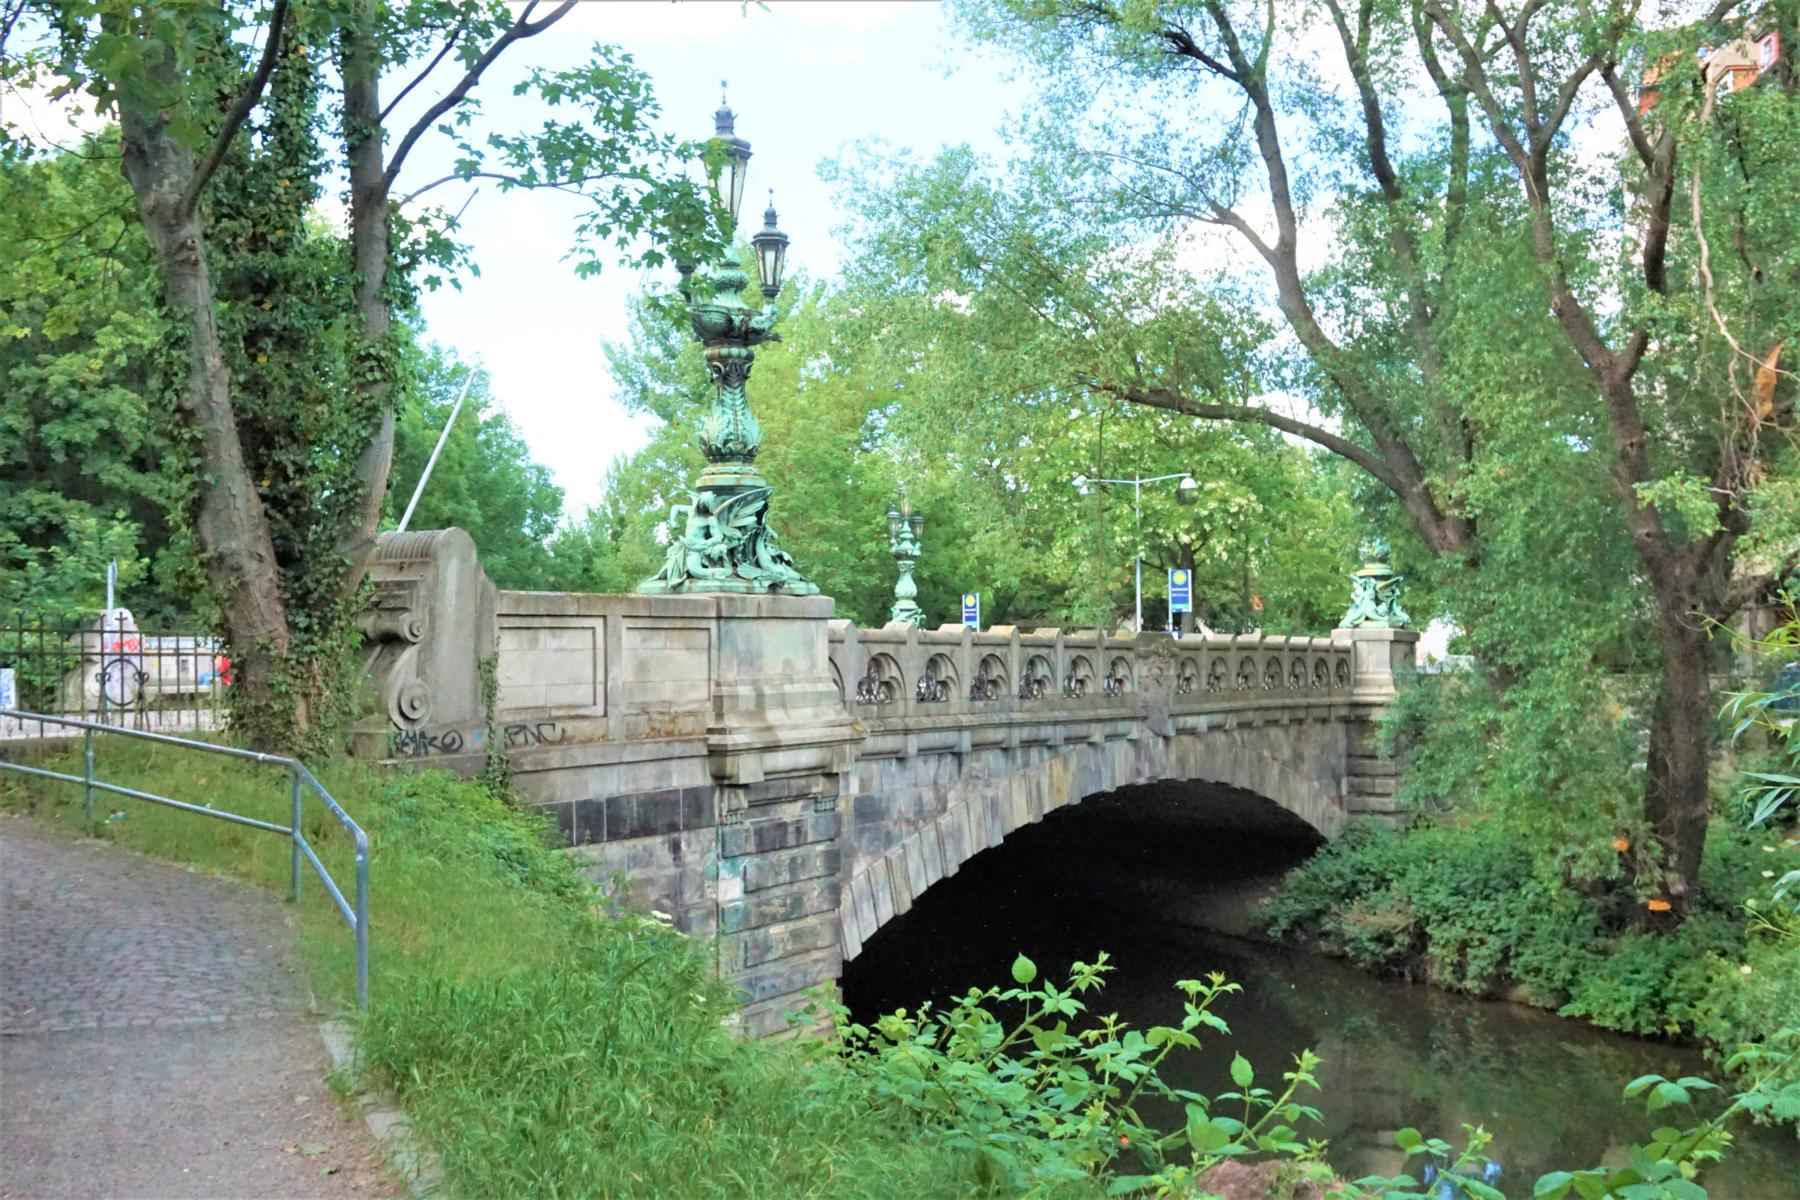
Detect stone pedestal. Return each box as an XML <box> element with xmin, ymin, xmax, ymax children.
<box><xmin>351</xmin><ymin>530</ymin><xmax>496</xmax><ymax>758</ymax></box>
<box><xmin>1335</xmin><ymin>625</ymin><xmax>1418</xmax><ymax>820</ymax></box>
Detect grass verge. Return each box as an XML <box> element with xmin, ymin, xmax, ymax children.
<box><xmin>0</xmin><ymin>738</ymin><xmax>999</xmax><ymax>1198</ymax></box>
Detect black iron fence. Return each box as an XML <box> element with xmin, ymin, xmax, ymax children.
<box><xmin>0</xmin><ymin>611</ymin><xmax>229</xmax><ymax>740</ymax></box>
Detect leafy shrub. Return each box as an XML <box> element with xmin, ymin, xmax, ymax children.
<box><xmin>812</xmin><ymin>954</ymin><xmax>1338</xmax><ymax>1197</ymax></box>
<box><xmin>1262</xmin><ymin>822</ymin><xmax>1758</xmax><ymax>1036</ymax></box>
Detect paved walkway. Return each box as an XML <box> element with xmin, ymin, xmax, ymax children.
<box><xmin>1</xmin><ymin>816</ymin><xmax>396</xmax><ymax>1200</ymax></box>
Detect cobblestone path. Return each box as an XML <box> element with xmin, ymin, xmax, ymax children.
<box><xmin>1</xmin><ymin>816</ymin><xmax>396</xmax><ymax>1199</ymax></box>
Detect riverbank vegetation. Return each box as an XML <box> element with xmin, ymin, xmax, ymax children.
<box><xmin>1264</xmin><ymin>619</ymin><xmax>1800</xmax><ymax>1120</ymax></box>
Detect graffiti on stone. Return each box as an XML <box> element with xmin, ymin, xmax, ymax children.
<box><xmin>388</xmin><ymin>726</ymin><xmax>476</xmax><ymax>758</ymax></box>
<box><xmin>502</xmin><ymin>721</ymin><xmax>566</xmax><ymax>749</ymax></box>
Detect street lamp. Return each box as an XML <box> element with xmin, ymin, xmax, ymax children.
<box><xmin>709</xmin><ymin>85</ymin><xmax>751</xmax><ymax>224</ymax></box>
<box><xmin>638</xmin><ymin>89</ymin><xmax>814</xmax><ymax>596</ymax></box>
<box><xmin>1072</xmin><ymin>471</ymin><xmax>1198</xmax><ymax>633</ymax></box>
<box><xmin>750</xmin><ymin>192</ymin><xmax>788</xmax><ymax>300</ymax></box>
<box><xmin>886</xmin><ymin>499</ymin><xmax>926</xmax><ymax>627</ymax></box>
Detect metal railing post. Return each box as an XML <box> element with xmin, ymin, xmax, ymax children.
<box><xmin>354</xmin><ymin>833</ymin><xmax>370</xmax><ymax>1011</ymax></box>
<box><xmin>82</xmin><ymin>724</ymin><xmax>95</xmax><ymax>825</ymax></box>
<box><xmin>290</xmin><ymin>767</ymin><xmax>303</xmax><ymax>903</ymax></box>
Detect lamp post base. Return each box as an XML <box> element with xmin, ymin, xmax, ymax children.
<box><xmin>635</xmin><ymin>469</ymin><xmax>819</xmax><ymax>597</ymax></box>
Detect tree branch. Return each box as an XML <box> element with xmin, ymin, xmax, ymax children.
<box><xmin>399</xmin><ymin>168</ymin><xmax>630</xmax><ymax>207</ymax></box>
<box><xmin>1713</xmin><ymin>549</ymin><xmax>1800</xmax><ymax>624</ymax></box>
<box><xmin>1160</xmin><ymin>23</ymin><xmax>1238</xmax><ymax>80</ymax></box>
<box><xmin>380</xmin><ymin>0</ymin><xmax>576</xmax><ymax>195</ymax></box>
<box><xmin>1411</xmin><ymin>4</ymin><xmax>1471</xmax><ymax>267</ymax></box>
<box><xmin>380</xmin><ymin>23</ymin><xmax>465</xmax><ymax>123</ymax></box>
<box><xmin>1091</xmin><ymin>380</ymin><xmax>1416</xmax><ymax>495</ymax></box>
<box><xmin>180</xmin><ymin>0</ymin><xmax>289</xmax><ymax>215</ymax></box>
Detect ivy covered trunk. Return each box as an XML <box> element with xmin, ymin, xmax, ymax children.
<box><xmin>337</xmin><ymin>0</ymin><xmax>399</xmax><ymax>597</ymax></box>
<box><xmin>118</xmin><ymin>108</ymin><xmax>301</xmax><ymax>743</ymax></box>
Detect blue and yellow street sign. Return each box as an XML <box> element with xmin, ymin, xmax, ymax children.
<box><xmin>1168</xmin><ymin>568</ymin><xmax>1192</xmax><ymax>613</ymax></box>
<box><xmin>961</xmin><ymin>592</ymin><xmax>981</xmax><ymax>629</ymax></box>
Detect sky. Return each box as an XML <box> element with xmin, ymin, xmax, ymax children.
<box><xmin>397</xmin><ymin>1</ymin><xmax>1028</xmax><ymax>514</ymax></box>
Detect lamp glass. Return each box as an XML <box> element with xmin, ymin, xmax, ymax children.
<box><xmin>711</xmin><ymin>139</ymin><xmax>751</xmax><ymax>226</ymax></box>
<box><xmin>752</xmin><ymin>198</ymin><xmax>789</xmax><ymax>297</ymax></box>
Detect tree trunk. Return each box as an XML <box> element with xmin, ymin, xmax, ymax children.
<box><xmin>1643</xmin><ymin>606</ymin><xmax>1715</xmax><ymax>903</ymax></box>
<box><xmin>336</xmin><ymin>6</ymin><xmax>398</xmax><ymax>597</ymax></box>
<box><xmin>118</xmin><ymin>122</ymin><xmax>299</xmax><ymax>743</ymax></box>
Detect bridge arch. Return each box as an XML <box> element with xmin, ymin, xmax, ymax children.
<box><xmin>837</xmin><ymin>718</ymin><xmax>1355</xmax><ymax>962</ymax></box>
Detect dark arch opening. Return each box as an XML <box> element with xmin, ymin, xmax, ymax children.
<box><xmin>841</xmin><ymin>779</ymin><xmax>1325</xmax><ymax>1022</ymax></box>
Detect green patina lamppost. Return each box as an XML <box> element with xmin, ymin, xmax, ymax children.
<box><xmin>886</xmin><ymin>500</ymin><xmax>925</xmax><ymax>627</ymax></box>
<box><xmin>639</xmin><ymin>88</ymin><xmax>816</xmax><ymax>596</ymax></box>
<box><xmin>1340</xmin><ymin>536</ymin><xmax>1412</xmax><ymax>629</ymax></box>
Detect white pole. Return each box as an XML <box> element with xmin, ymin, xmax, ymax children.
<box><xmin>105</xmin><ymin>561</ymin><xmax>116</xmax><ymax>613</ymax></box>
<box><xmin>396</xmin><ymin>371</ymin><xmax>478</xmax><ymax>534</ymax></box>
<box><xmin>1133</xmin><ymin>478</ymin><xmax>1143</xmax><ymax>634</ymax></box>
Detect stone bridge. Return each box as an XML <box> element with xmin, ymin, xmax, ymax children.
<box><xmin>355</xmin><ymin>530</ymin><xmax>1416</xmax><ymax>1035</ymax></box>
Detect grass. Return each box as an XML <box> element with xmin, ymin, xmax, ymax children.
<box><xmin>0</xmin><ymin>736</ymin><xmax>996</xmax><ymax>1199</ymax></box>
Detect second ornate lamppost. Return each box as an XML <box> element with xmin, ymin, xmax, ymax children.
<box><xmin>638</xmin><ymin>89</ymin><xmax>815</xmax><ymax>596</ymax></box>
<box><xmin>886</xmin><ymin>500</ymin><xmax>925</xmax><ymax>627</ymax></box>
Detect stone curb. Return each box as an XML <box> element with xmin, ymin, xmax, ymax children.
<box><xmin>318</xmin><ymin>1019</ymin><xmax>445</xmax><ymax>1198</ymax></box>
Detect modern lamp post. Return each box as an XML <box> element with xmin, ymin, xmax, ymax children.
<box><xmin>638</xmin><ymin>88</ymin><xmax>814</xmax><ymax>596</ymax></box>
<box><xmin>1072</xmin><ymin>471</ymin><xmax>1199</xmax><ymax>632</ymax></box>
<box><xmin>886</xmin><ymin>500</ymin><xmax>925</xmax><ymax>627</ymax></box>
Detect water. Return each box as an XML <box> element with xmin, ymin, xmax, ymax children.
<box><xmin>841</xmin><ymin>784</ymin><xmax>1799</xmax><ymax>1197</ymax></box>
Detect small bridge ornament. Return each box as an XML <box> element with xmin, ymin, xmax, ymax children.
<box><xmin>855</xmin><ymin>660</ymin><xmax>896</xmax><ymax>706</ymax></box>
<box><xmin>915</xmin><ymin>659</ymin><xmax>951</xmax><ymax>703</ymax></box>
<box><xmin>968</xmin><ymin>662</ymin><xmax>1005</xmax><ymax>702</ymax></box>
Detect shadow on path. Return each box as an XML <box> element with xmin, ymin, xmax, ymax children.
<box><xmin>1</xmin><ymin>816</ymin><xmax>396</xmax><ymax>1200</ymax></box>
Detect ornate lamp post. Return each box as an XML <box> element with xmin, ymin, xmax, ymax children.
<box><xmin>638</xmin><ymin>90</ymin><xmax>815</xmax><ymax>596</ymax></box>
<box><xmin>886</xmin><ymin>500</ymin><xmax>925</xmax><ymax>627</ymax></box>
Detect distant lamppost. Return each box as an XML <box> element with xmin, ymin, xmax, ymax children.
<box><xmin>1072</xmin><ymin>471</ymin><xmax>1200</xmax><ymax>632</ymax></box>
<box><xmin>886</xmin><ymin>500</ymin><xmax>925</xmax><ymax>627</ymax></box>
<box><xmin>639</xmin><ymin>87</ymin><xmax>813</xmax><ymax>596</ymax></box>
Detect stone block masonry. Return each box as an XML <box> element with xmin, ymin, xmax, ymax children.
<box><xmin>355</xmin><ymin>530</ymin><xmax>1416</xmax><ymax>1036</ymax></box>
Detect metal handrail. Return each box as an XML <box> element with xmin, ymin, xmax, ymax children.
<box><xmin>0</xmin><ymin>709</ymin><xmax>370</xmax><ymax>1010</ymax></box>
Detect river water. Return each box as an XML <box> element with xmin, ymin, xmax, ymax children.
<box><xmin>840</xmin><ymin>784</ymin><xmax>1799</xmax><ymax>1197</ymax></box>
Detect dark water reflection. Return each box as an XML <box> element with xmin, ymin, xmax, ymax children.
<box><xmin>841</xmin><ymin>785</ymin><xmax>1798</xmax><ymax>1198</ymax></box>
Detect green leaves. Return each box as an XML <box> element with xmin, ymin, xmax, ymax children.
<box><xmin>832</xmin><ymin>954</ymin><xmax>1333</xmax><ymax>1194</ymax></box>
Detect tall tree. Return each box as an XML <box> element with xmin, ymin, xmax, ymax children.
<box><xmin>4</xmin><ymin>0</ymin><xmax>722</xmax><ymax>747</ymax></box>
<box><xmin>864</xmin><ymin>0</ymin><xmax>1800</xmax><ymax>903</ymax></box>
<box><xmin>0</xmin><ymin>137</ymin><xmax>190</xmax><ymax>618</ymax></box>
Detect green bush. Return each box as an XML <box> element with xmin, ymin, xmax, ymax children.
<box><xmin>1261</xmin><ymin>822</ymin><xmax>1760</xmax><ymax>1037</ymax></box>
